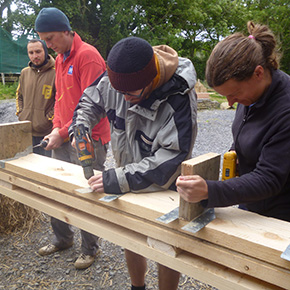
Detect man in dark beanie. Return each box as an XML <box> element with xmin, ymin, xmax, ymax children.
<box><xmin>69</xmin><ymin>36</ymin><xmax>198</xmax><ymax>290</ymax></box>
<box><xmin>34</xmin><ymin>7</ymin><xmax>111</xmax><ymax>270</ymax></box>
<box><xmin>16</xmin><ymin>39</ymin><xmax>55</xmax><ymax>157</ymax></box>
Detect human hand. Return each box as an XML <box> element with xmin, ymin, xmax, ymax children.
<box><xmin>176</xmin><ymin>175</ymin><xmax>208</xmax><ymax>203</ymax></box>
<box><xmin>45</xmin><ymin>128</ymin><xmax>64</xmax><ymax>150</ymax></box>
<box><xmin>71</xmin><ymin>136</ymin><xmax>76</xmax><ymax>149</ymax></box>
<box><xmin>88</xmin><ymin>173</ymin><xmax>104</xmax><ymax>193</ymax></box>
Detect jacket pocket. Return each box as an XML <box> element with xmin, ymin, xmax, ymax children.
<box><xmin>135</xmin><ymin>130</ymin><xmax>153</xmax><ymax>158</ymax></box>
<box><xmin>33</xmin><ymin>109</ymin><xmax>53</xmax><ymax>135</ymax></box>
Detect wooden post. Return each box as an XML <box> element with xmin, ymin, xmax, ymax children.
<box><xmin>179</xmin><ymin>153</ymin><xmax>220</xmax><ymax>221</ymax></box>
<box><xmin>0</xmin><ymin>121</ymin><xmax>32</xmax><ymax>160</ymax></box>
<box><xmin>1</xmin><ymin>73</ymin><xmax>5</xmax><ymax>85</ymax></box>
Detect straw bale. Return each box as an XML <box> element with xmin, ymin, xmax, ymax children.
<box><xmin>0</xmin><ymin>194</ymin><xmax>44</xmax><ymax>235</ymax></box>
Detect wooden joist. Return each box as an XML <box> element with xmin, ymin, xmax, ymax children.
<box><xmin>0</xmin><ymin>176</ymin><xmax>287</xmax><ymax>290</ymax></box>
<box><xmin>0</xmin><ymin>121</ymin><xmax>289</xmax><ymax>289</ymax></box>
<box><xmin>1</xmin><ymin>154</ymin><xmax>290</xmax><ymax>289</ymax></box>
<box><xmin>179</xmin><ymin>153</ymin><xmax>220</xmax><ymax>220</ymax></box>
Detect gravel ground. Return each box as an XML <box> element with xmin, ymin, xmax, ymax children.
<box><xmin>0</xmin><ymin>100</ymin><xmax>235</xmax><ymax>290</ymax></box>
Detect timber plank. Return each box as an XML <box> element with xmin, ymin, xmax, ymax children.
<box><xmin>0</xmin><ymin>183</ymin><xmax>285</xmax><ymax>290</ymax></box>
<box><xmin>0</xmin><ymin>170</ymin><xmax>289</xmax><ymax>289</ymax></box>
<box><xmin>117</xmin><ymin>191</ymin><xmax>290</xmax><ymax>271</ymax></box>
<box><xmin>1</xmin><ymin>155</ymin><xmax>290</xmax><ymax>270</ymax></box>
<box><xmin>3</xmin><ymin>154</ymin><xmax>178</xmax><ymax>216</ymax></box>
<box><xmin>204</xmin><ymin>208</ymin><xmax>290</xmax><ymax>269</ymax></box>
<box><xmin>3</xmin><ymin>153</ymin><xmax>91</xmax><ymax>192</ymax></box>
<box><xmin>179</xmin><ymin>152</ymin><xmax>221</xmax><ymax>220</ymax></box>
<box><xmin>118</xmin><ymin>191</ymin><xmax>179</xmax><ymax>217</ymax></box>
<box><xmin>0</xmin><ymin>121</ymin><xmax>32</xmax><ymax>159</ymax></box>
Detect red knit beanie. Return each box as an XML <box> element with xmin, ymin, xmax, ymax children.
<box><xmin>107</xmin><ymin>37</ymin><xmax>157</xmax><ymax>92</ymax></box>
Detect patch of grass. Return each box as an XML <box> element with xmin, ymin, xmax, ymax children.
<box><xmin>209</xmin><ymin>92</ymin><xmax>237</xmax><ymax>109</ymax></box>
<box><xmin>209</xmin><ymin>93</ymin><xmax>226</xmax><ymax>103</ymax></box>
<box><xmin>198</xmin><ymin>79</ymin><xmax>237</xmax><ymax>109</ymax></box>
<box><xmin>0</xmin><ymin>82</ymin><xmax>18</xmax><ymax>100</ymax></box>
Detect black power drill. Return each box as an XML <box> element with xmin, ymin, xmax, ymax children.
<box><xmin>33</xmin><ymin>139</ymin><xmax>49</xmax><ymax>149</ymax></box>
<box><xmin>73</xmin><ymin>124</ymin><xmax>95</xmax><ymax>180</ymax></box>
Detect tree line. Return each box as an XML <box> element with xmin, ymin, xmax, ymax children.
<box><xmin>1</xmin><ymin>0</ymin><xmax>290</xmax><ymax>79</ymax></box>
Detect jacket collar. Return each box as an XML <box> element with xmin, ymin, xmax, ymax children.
<box><xmin>29</xmin><ymin>55</ymin><xmax>55</xmax><ymax>72</ymax></box>
<box><xmin>139</xmin><ymin>73</ymin><xmax>188</xmax><ymax>111</ymax></box>
<box><xmin>253</xmin><ymin>69</ymin><xmax>286</xmax><ymax>109</ymax></box>
<box><xmin>58</xmin><ymin>32</ymin><xmax>82</xmax><ymax>63</ymax></box>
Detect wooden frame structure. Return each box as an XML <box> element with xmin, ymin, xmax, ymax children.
<box><xmin>0</xmin><ymin>122</ymin><xmax>289</xmax><ymax>290</ymax></box>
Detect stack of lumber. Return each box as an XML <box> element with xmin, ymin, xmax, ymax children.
<box><xmin>0</xmin><ymin>121</ymin><xmax>289</xmax><ymax>290</ymax></box>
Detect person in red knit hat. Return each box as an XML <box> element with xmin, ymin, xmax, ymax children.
<box><xmin>34</xmin><ymin>7</ymin><xmax>111</xmax><ymax>270</ymax></box>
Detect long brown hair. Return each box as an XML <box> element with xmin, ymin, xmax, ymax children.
<box><xmin>206</xmin><ymin>21</ymin><xmax>280</xmax><ymax>87</ymax></box>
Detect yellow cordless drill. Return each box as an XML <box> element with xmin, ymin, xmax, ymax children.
<box><xmin>222</xmin><ymin>151</ymin><xmax>237</xmax><ymax>181</ymax></box>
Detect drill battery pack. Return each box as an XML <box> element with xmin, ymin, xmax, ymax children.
<box><xmin>222</xmin><ymin>151</ymin><xmax>237</xmax><ymax>181</ymax></box>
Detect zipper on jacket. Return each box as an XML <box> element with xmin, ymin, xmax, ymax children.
<box><xmin>234</xmin><ymin>106</ymin><xmax>251</xmax><ymax>150</ymax></box>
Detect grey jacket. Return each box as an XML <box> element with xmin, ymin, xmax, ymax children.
<box><xmin>70</xmin><ymin>46</ymin><xmax>197</xmax><ymax>194</ymax></box>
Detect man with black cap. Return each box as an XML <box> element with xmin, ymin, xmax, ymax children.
<box><xmin>69</xmin><ymin>36</ymin><xmax>198</xmax><ymax>290</ymax></box>
<box><xmin>34</xmin><ymin>7</ymin><xmax>111</xmax><ymax>270</ymax></box>
<box><xmin>16</xmin><ymin>39</ymin><xmax>55</xmax><ymax>157</ymax></box>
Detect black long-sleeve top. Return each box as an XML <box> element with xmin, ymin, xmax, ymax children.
<box><xmin>206</xmin><ymin>69</ymin><xmax>290</xmax><ymax>222</ymax></box>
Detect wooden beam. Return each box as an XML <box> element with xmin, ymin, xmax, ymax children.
<box><xmin>179</xmin><ymin>152</ymin><xmax>220</xmax><ymax>220</ymax></box>
<box><xmin>147</xmin><ymin>237</ymin><xmax>182</xmax><ymax>257</ymax></box>
<box><xmin>0</xmin><ymin>183</ymin><xmax>284</xmax><ymax>290</ymax></box>
<box><xmin>1</xmin><ymin>156</ymin><xmax>290</xmax><ymax>269</ymax></box>
<box><xmin>0</xmin><ymin>168</ymin><xmax>289</xmax><ymax>289</ymax></box>
<box><xmin>2</xmin><ymin>155</ymin><xmax>290</xmax><ymax>268</ymax></box>
<box><xmin>0</xmin><ymin>121</ymin><xmax>32</xmax><ymax>160</ymax></box>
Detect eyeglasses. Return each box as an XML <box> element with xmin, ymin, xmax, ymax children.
<box><xmin>118</xmin><ymin>87</ymin><xmax>145</xmax><ymax>98</ymax></box>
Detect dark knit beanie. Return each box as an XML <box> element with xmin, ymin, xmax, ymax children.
<box><xmin>107</xmin><ymin>37</ymin><xmax>157</xmax><ymax>92</ymax></box>
<box><xmin>35</xmin><ymin>7</ymin><xmax>72</xmax><ymax>32</ymax></box>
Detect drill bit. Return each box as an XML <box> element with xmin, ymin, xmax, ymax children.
<box><xmin>33</xmin><ymin>139</ymin><xmax>48</xmax><ymax>149</ymax></box>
